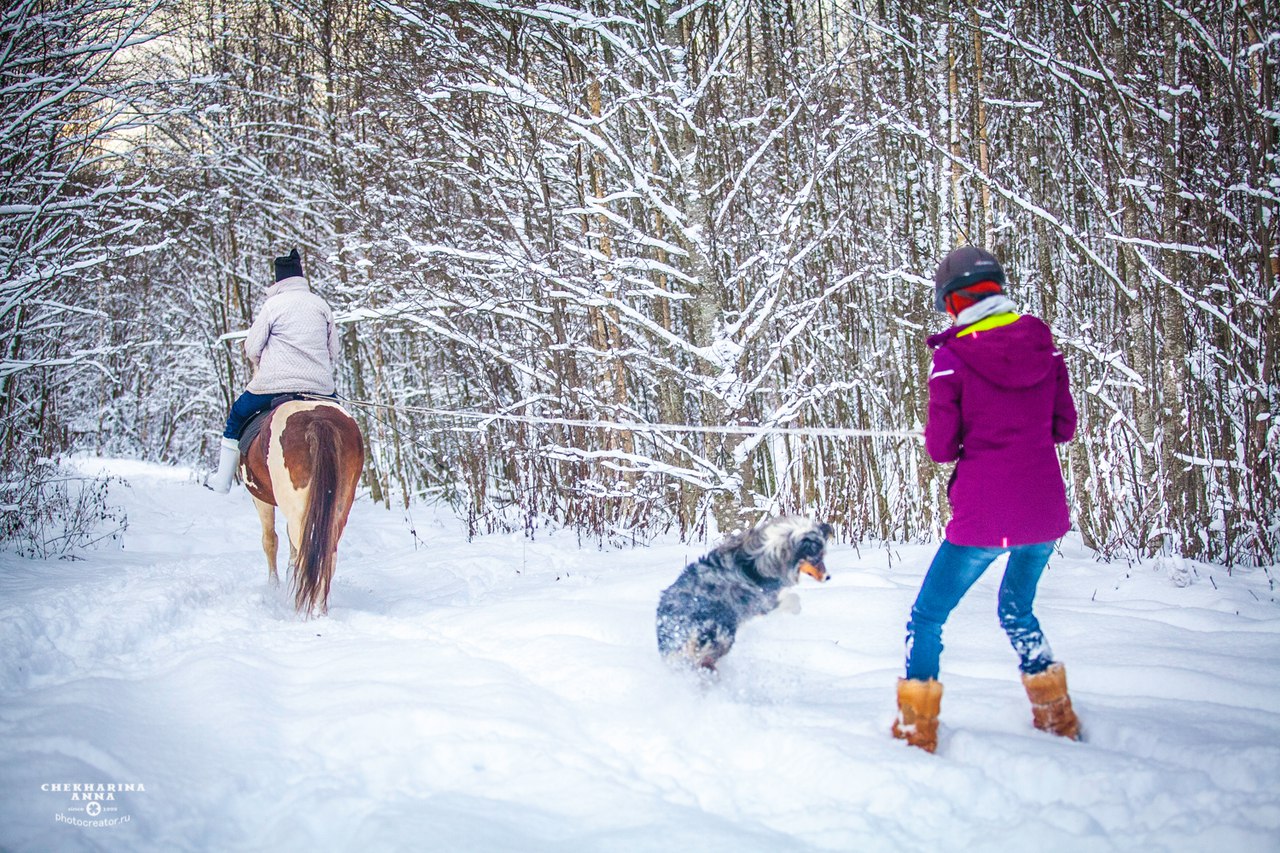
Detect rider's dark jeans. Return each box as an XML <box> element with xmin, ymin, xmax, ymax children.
<box><xmin>223</xmin><ymin>392</ymin><xmax>277</xmax><ymax>440</ymax></box>
<box><xmin>222</xmin><ymin>391</ymin><xmax>337</xmax><ymax>439</ymax></box>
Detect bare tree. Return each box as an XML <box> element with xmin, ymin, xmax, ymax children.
<box><xmin>8</xmin><ymin>0</ymin><xmax>1278</xmax><ymax>571</ymax></box>
<box><xmin>0</xmin><ymin>0</ymin><xmax>166</xmax><ymax>554</ymax></box>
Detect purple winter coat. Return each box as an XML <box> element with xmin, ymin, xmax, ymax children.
<box><xmin>925</xmin><ymin>314</ymin><xmax>1076</xmax><ymax>547</ymax></box>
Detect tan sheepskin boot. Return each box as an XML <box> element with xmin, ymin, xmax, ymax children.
<box><xmin>892</xmin><ymin>678</ymin><xmax>944</xmax><ymax>753</ymax></box>
<box><xmin>1022</xmin><ymin>662</ymin><xmax>1081</xmax><ymax>740</ymax></box>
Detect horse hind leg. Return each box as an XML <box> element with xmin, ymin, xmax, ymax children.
<box><xmin>253</xmin><ymin>497</ymin><xmax>280</xmax><ymax>586</ymax></box>
<box><xmin>286</xmin><ymin>514</ymin><xmax>301</xmax><ymax>572</ymax></box>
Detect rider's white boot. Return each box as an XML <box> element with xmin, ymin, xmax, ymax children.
<box><xmin>205</xmin><ymin>437</ymin><xmax>240</xmax><ymax>493</ymax></box>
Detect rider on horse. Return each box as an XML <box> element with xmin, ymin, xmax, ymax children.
<box><xmin>206</xmin><ymin>248</ymin><xmax>341</xmax><ymax>493</ymax></box>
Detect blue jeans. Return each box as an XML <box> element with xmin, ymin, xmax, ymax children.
<box><xmin>904</xmin><ymin>539</ymin><xmax>1057</xmax><ymax>680</ymax></box>
<box><xmin>223</xmin><ymin>391</ymin><xmax>277</xmax><ymax>439</ymax></box>
<box><xmin>222</xmin><ymin>391</ymin><xmax>337</xmax><ymax>439</ymax></box>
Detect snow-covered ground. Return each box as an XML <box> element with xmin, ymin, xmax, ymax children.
<box><xmin>2</xmin><ymin>458</ymin><xmax>1278</xmax><ymax>852</ymax></box>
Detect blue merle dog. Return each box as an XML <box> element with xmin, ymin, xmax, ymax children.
<box><xmin>656</xmin><ymin>516</ymin><xmax>833</xmax><ymax>671</ymax></box>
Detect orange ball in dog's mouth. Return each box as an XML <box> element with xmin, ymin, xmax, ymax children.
<box><xmin>798</xmin><ymin>560</ymin><xmax>828</xmax><ymax>582</ymax></box>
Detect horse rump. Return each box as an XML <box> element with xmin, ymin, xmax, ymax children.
<box><xmin>291</xmin><ymin>409</ymin><xmax>361</xmax><ymax>616</ymax></box>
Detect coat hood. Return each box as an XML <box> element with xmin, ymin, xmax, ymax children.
<box><xmin>927</xmin><ymin>315</ymin><xmax>1057</xmax><ymax>389</ymax></box>
<box><xmin>263</xmin><ymin>275</ymin><xmax>310</xmax><ymax>301</ymax></box>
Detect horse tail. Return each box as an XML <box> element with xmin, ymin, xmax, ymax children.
<box><xmin>293</xmin><ymin>418</ymin><xmax>347</xmax><ymax>616</ymax></box>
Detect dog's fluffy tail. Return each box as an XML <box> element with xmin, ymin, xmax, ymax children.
<box><xmin>657</xmin><ymin>603</ymin><xmax>737</xmax><ymax>670</ymax></box>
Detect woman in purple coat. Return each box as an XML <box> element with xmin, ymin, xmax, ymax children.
<box><xmin>892</xmin><ymin>246</ymin><xmax>1081</xmax><ymax>752</ymax></box>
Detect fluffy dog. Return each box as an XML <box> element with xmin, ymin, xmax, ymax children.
<box><xmin>656</xmin><ymin>516</ymin><xmax>833</xmax><ymax>671</ymax></box>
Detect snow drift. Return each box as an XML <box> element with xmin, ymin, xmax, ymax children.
<box><xmin>1</xmin><ymin>459</ymin><xmax>1278</xmax><ymax>852</ymax></box>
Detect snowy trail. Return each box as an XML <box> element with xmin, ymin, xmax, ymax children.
<box><xmin>2</xmin><ymin>460</ymin><xmax>1279</xmax><ymax>852</ymax></box>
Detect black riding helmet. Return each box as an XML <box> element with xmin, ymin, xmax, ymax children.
<box><xmin>933</xmin><ymin>246</ymin><xmax>1006</xmax><ymax>312</ymax></box>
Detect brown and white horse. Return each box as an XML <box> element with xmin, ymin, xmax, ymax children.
<box><xmin>240</xmin><ymin>399</ymin><xmax>363</xmax><ymax>617</ymax></box>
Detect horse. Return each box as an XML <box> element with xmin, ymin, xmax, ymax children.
<box><xmin>239</xmin><ymin>399</ymin><xmax>363</xmax><ymax>617</ymax></box>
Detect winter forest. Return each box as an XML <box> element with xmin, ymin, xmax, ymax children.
<box><xmin>3</xmin><ymin>0</ymin><xmax>1278</xmax><ymax>567</ymax></box>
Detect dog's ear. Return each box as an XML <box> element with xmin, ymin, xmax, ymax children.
<box><xmin>819</xmin><ymin>522</ymin><xmax>834</xmax><ymax>540</ymax></box>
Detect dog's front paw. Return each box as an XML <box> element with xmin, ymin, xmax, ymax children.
<box><xmin>777</xmin><ymin>592</ymin><xmax>801</xmax><ymax>614</ymax></box>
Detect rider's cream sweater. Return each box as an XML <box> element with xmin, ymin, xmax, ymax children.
<box><xmin>243</xmin><ymin>277</ymin><xmax>340</xmax><ymax>395</ymax></box>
